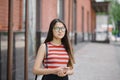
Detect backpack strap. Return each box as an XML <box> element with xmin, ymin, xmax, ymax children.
<box><xmin>45</xmin><ymin>43</ymin><xmax>48</xmax><ymax>68</ymax></box>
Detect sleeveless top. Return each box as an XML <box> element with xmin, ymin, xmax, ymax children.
<box><xmin>43</xmin><ymin>42</ymin><xmax>69</xmax><ymax>68</ymax></box>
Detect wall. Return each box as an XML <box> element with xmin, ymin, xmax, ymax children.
<box><xmin>0</xmin><ymin>0</ymin><xmax>96</xmax><ymax>41</ymax></box>
<box><xmin>0</xmin><ymin>0</ymin><xmax>8</xmax><ymax>31</ymax></box>
<box><xmin>0</xmin><ymin>0</ymin><xmax>23</xmax><ymax>31</ymax></box>
<box><xmin>41</xmin><ymin>0</ymin><xmax>57</xmax><ymax>32</ymax></box>
<box><xmin>76</xmin><ymin>0</ymin><xmax>93</xmax><ymax>41</ymax></box>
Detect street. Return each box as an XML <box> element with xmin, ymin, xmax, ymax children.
<box><xmin>1</xmin><ymin>42</ymin><xmax>120</xmax><ymax>80</ymax></box>
<box><xmin>30</xmin><ymin>42</ymin><xmax>120</xmax><ymax>80</ymax></box>
<box><xmin>69</xmin><ymin>42</ymin><xmax>120</xmax><ymax>80</ymax></box>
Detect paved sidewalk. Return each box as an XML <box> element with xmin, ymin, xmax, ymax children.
<box><xmin>33</xmin><ymin>42</ymin><xmax>120</xmax><ymax>80</ymax></box>
<box><xmin>1</xmin><ymin>31</ymin><xmax>120</xmax><ymax>80</ymax></box>
<box><xmin>69</xmin><ymin>42</ymin><xmax>120</xmax><ymax>80</ymax></box>
<box><xmin>1</xmin><ymin>41</ymin><xmax>120</xmax><ymax>80</ymax></box>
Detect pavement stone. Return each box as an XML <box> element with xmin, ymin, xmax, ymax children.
<box><xmin>69</xmin><ymin>42</ymin><xmax>120</xmax><ymax>80</ymax></box>
<box><xmin>31</xmin><ymin>42</ymin><xmax>120</xmax><ymax>80</ymax></box>
<box><xmin>1</xmin><ymin>42</ymin><xmax>120</xmax><ymax>80</ymax></box>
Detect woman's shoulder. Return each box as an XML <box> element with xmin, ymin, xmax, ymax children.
<box><xmin>40</xmin><ymin>43</ymin><xmax>46</xmax><ymax>48</ymax></box>
<box><xmin>40</xmin><ymin>42</ymin><xmax>49</xmax><ymax>48</ymax></box>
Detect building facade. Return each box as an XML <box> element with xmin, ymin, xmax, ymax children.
<box><xmin>0</xmin><ymin>0</ymin><xmax>96</xmax><ymax>43</ymax></box>
<box><xmin>0</xmin><ymin>0</ymin><xmax>97</xmax><ymax>80</ymax></box>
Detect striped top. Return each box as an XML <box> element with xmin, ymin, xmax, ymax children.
<box><xmin>43</xmin><ymin>42</ymin><xmax>69</xmax><ymax>68</ymax></box>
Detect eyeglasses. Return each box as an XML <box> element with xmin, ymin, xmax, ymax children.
<box><xmin>53</xmin><ymin>27</ymin><xmax>66</xmax><ymax>32</ymax></box>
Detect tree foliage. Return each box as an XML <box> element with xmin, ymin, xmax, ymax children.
<box><xmin>109</xmin><ymin>0</ymin><xmax>120</xmax><ymax>23</ymax></box>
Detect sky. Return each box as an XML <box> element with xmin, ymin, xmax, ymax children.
<box><xmin>96</xmin><ymin>0</ymin><xmax>104</xmax><ymax>2</ymax></box>
<box><xmin>96</xmin><ymin>0</ymin><xmax>120</xmax><ymax>3</ymax></box>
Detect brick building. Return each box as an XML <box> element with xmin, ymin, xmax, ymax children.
<box><xmin>0</xmin><ymin>0</ymin><xmax>96</xmax><ymax>43</ymax></box>
<box><xmin>0</xmin><ymin>0</ymin><xmax>99</xmax><ymax>80</ymax></box>
<box><xmin>0</xmin><ymin>0</ymin><xmax>23</xmax><ymax>31</ymax></box>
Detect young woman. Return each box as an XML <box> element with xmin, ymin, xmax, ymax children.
<box><xmin>33</xmin><ymin>18</ymin><xmax>75</xmax><ymax>80</ymax></box>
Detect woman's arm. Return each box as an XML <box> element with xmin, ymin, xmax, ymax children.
<box><xmin>32</xmin><ymin>43</ymin><xmax>62</xmax><ymax>75</ymax></box>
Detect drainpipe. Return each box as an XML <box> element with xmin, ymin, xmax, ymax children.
<box><xmin>0</xmin><ymin>32</ymin><xmax>1</xmax><ymax>80</ymax></box>
<box><xmin>24</xmin><ymin>0</ymin><xmax>29</xmax><ymax>80</ymax></box>
<box><xmin>7</xmin><ymin>0</ymin><xmax>13</xmax><ymax>80</ymax></box>
<box><xmin>68</xmin><ymin>0</ymin><xmax>71</xmax><ymax>33</ymax></box>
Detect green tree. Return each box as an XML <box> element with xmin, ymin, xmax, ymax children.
<box><xmin>109</xmin><ymin>0</ymin><xmax>120</xmax><ymax>35</ymax></box>
<box><xmin>109</xmin><ymin>0</ymin><xmax>120</xmax><ymax>23</ymax></box>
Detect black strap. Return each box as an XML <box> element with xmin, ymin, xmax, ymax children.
<box><xmin>35</xmin><ymin>75</ymin><xmax>37</xmax><ymax>80</ymax></box>
<box><xmin>45</xmin><ymin>43</ymin><xmax>48</xmax><ymax>68</ymax></box>
<box><xmin>35</xmin><ymin>43</ymin><xmax>48</xmax><ymax>80</ymax></box>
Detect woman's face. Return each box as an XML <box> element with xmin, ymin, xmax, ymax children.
<box><xmin>53</xmin><ymin>22</ymin><xmax>66</xmax><ymax>39</ymax></box>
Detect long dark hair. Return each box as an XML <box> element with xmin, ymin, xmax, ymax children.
<box><xmin>44</xmin><ymin>18</ymin><xmax>75</xmax><ymax>68</ymax></box>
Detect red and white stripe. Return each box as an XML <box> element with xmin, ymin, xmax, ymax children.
<box><xmin>43</xmin><ymin>42</ymin><xmax>69</xmax><ymax>68</ymax></box>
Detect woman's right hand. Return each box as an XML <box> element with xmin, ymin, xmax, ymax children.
<box><xmin>55</xmin><ymin>67</ymin><xmax>69</xmax><ymax>77</ymax></box>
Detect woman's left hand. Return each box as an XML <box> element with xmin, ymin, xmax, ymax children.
<box><xmin>57</xmin><ymin>69</ymin><xmax>67</xmax><ymax>77</ymax></box>
<box><xmin>57</xmin><ymin>67</ymin><xmax>70</xmax><ymax>77</ymax></box>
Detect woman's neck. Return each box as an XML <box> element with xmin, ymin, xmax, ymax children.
<box><xmin>51</xmin><ymin>39</ymin><xmax>62</xmax><ymax>45</ymax></box>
